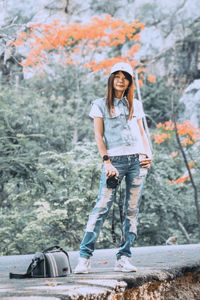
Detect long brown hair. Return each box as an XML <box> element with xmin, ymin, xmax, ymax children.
<box><xmin>106</xmin><ymin>71</ymin><xmax>134</xmax><ymax>120</ymax></box>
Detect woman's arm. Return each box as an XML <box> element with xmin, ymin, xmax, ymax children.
<box><xmin>93</xmin><ymin>117</ymin><xmax>107</xmax><ymax>158</ymax></box>
<box><xmin>94</xmin><ymin>117</ymin><xmax>119</xmax><ymax>177</ymax></box>
<box><xmin>137</xmin><ymin>118</ymin><xmax>152</xmax><ymax>168</ymax></box>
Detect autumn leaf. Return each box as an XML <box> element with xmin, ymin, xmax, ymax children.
<box><xmin>171</xmin><ymin>151</ymin><xmax>178</xmax><ymax>157</ymax></box>
<box><xmin>147</xmin><ymin>74</ymin><xmax>156</xmax><ymax>83</ymax></box>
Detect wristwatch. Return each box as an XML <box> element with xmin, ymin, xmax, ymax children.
<box><xmin>102</xmin><ymin>155</ymin><xmax>110</xmax><ymax>162</ymax></box>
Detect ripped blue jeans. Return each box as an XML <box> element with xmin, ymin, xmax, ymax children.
<box><xmin>80</xmin><ymin>154</ymin><xmax>147</xmax><ymax>259</ymax></box>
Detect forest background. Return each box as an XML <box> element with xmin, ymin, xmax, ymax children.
<box><xmin>0</xmin><ymin>0</ymin><xmax>200</xmax><ymax>255</ymax></box>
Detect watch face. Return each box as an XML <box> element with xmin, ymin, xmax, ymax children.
<box><xmin>103</xmin><ymin>155</ymin><xmax>109</xmax><ymax>161</ymax></box>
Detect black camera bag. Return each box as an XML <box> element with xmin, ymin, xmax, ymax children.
<box><xmin>9</xmin><ymin>245</ymin><xmax>72</xmax><ymax>279</ymax></box>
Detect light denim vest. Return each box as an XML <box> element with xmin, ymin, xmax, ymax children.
<box><xmin>90</xmin><ymin>97</ymin><xmax>142</xmax><ymax>152</ymax></box>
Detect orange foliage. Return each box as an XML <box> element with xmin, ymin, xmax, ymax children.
<box><xmin>126</xmin><ymin>44</ymin><xmax>141</xmax><ymax>57</ymax></box>
<box><xmin>156</xmin><ymin>120</ymin><xmax>174</xmax><ymax>131</ymax></box>
<box><xmin>147</xmin><ymin>74</ymin><xmax>156</xmax><ymax>83</ymax></box>
<box><xmin>85</xmin><ymin>56</ymin><xmax>126</xmax><ymax>73</ymax></box>
<box><xmin>154</xmin><ymin>120</ymin><xmax>200</xmax><ymax>146</ymax></box>
<box><xmin>169</xmin><ymin>176</ymin><xmax>190</xmax><ymax>184</ymax></box>
<box><xmin>137</xmin><ymin>67</ymin><xmax>146</xmax><ymax>73</ymax></box>
<box><xmin>14</xmin><ymin>15</ymin><xmax>145</xmax><ymax>65</ymax></box>
<box><xmin>132</xmin><ymin>33</ymin><xmax>140</xmax><ymax>41</ymax></box>
<box><xmin>188</xmin><ymin>161</ymin><xmax>195</xmax><ymax>168</ymax></box>
<box><xmin>156</xmin><ymin>123</ymin><xmax>163</xmax><ymax>128</ymax></box>
<box><xmin>13</xmin><ymin>14</ymin><xmax>155</xmax><ymax>84</ymax></box>
<box><xmin>171</xmin><ymin>151</ymin><xmax>178</xmax><ymax>157</ymax></box>
<box><xmin>154</xmin><ymin>133</ymin><xmax>171</xmax><ymax>144</ymax></box>
<box><xmin>156</xmin><ymin>120</ymin><xmax>199</xmax><ymax>185</ymax></box>
<box><xmin>138</xmin><ymin>79</ymin><xmax>143</xmax><ymax>87</ymax></box>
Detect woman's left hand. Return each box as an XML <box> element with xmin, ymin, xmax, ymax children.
<box><xmin>139</xmin><ymin>153</ymin><xmax>152</xmax><ymax>169</ymax></box>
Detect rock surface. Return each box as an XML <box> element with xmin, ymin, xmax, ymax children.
<box><xmin>179</xmin><ymin>79</ymin><xmax>200</xmax><ymax>126</ymax></box>
<box><xmin>0</xmin><ymin>244</ymin><xmax>200</xmax><ymax>299</ymax></box>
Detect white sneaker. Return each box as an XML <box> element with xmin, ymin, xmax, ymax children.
<box><xmin>74</xmin><ymin>257</ymin><xmax>91</xmax><ymax>274</ymax></box>
<box><xmin>114</xmin><ymin>256</ymin><xmax>137</xmax><ymax>272</ymax></box>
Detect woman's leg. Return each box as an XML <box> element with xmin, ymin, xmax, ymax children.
<box><xmin>116</xmin><ymin>155</ymin><xmax>147</xmax><ymax>259</ymax></box>
<box><xmin>80</xmin><ymin>165</ymin><xmax>118</xmax><ymax>258</ymax></box>
<box><xmin>80</xmin><ymin>157</ymin><xmax>127</xmax><ymax>258</ymax></box>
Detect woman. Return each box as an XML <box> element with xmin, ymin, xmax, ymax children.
<box><xmin>74</xmin><ymin>62</ymin><xmax>152</xmax><ymax>273</ymax></box>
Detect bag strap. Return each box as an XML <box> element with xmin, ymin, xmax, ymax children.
<box><xmin>111</xmin><ymin>206</ymin><xmax>117</xmax><ymax>245</ymax></box>
<box><xmin>9</xmin><ymin>272</ymin><xmax>31</xmax><ymax>279</ymax></box>
<box><xmin>43</xmin><ymin>245</ymin><xmax>61</xmax><ymax>252</ymax></box>
<box><xmin>111</xmin><ymin>183</ymin><xmax>126</xmax><ymax>247</ymax></box>
<box><xmin>9</xmin><ymin>259</ymin><xmax>34</xmax><ymax>279</ymax></box>
<box><xmin>9</xmin><ymin>272</ymin><xmax>46</xmax><ymax>279</ymax></box>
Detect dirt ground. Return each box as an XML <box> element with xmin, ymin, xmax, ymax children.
<box><xmin>115</xmin><ymin>272</ymin><xmax>200</xmax><ymax>300</ymax></box>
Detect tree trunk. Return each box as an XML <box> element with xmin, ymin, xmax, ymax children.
<box><xmin>178</xmin><ymin>221</ymin><xmax>191</xmax><ymax>244</ymax></box>
<box><xmin>171</xmin><ymin>93</ymin><xmax>200</xmax><ymax>240</ymax></box>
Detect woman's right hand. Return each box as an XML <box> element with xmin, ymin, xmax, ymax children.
<box><xmin>104</xmin><ymin>162</ymin><xmax>119</xmax><ymax>178</ymax></box>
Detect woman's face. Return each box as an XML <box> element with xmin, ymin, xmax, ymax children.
<box><xmin>113</xmin><ymin>71</ymin><xmax>130</xmax><ymax>94</ymax></box>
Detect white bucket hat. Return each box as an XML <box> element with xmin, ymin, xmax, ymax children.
<box><xmin>110</xmin><ymin>62</ymin><xmax>133</xmax><ymax>77</ymax></box>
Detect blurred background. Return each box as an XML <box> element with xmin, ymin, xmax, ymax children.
<box><xmin>0</xmin><ymin>0</ymin><xmax>200</xmax><ymax>255</ymax></box>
